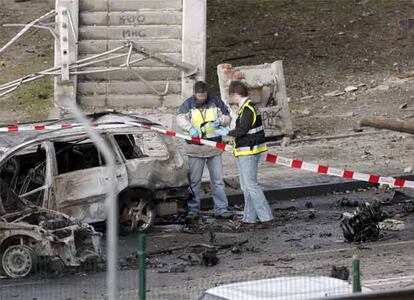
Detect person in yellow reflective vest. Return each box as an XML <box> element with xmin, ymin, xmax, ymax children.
<box><xmin>177</xmin><ymin>81</ymin><xmax>233</xmax><ymax>219</ymax></box>
<box><xmin>216</xmin><ymin>81</ymin><xmax>273</xmax><ymax>229</ymax></box>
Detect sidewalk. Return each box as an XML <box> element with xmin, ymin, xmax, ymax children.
<box><xmin>144</xmin><ymin>110</ymin><xmax>413</xmax><ymax>186</ymax></box>
<box><xmin>142</xmin><ymin>110</ymin><xmax>414</xmax><ymax>199</ymax></box>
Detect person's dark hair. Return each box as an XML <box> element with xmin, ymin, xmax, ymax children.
<box><xmin>228</xmin><ymin>81</ymin><xmax>248</xmax><ymax>97</ymax></box>
<box><xmin>194</xmin><ymin>81</ymin><xmax>208</xmax><ymax>94</ymax></box>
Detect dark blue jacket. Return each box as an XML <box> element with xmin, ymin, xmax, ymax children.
<box><xmin>178</xmin><ymin>95</ymin><xmax>230</xmax><ymax>116</ymax></box>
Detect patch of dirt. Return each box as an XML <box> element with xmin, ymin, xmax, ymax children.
<box><xmin>1</xmin><ymin>0</ymin><xmax>414</xmax><ymax>134</ymax></box>
<box><xmin>207</xmin><ymin>0</ymin><xmax>414</xmax><ymax>136</ymax></box>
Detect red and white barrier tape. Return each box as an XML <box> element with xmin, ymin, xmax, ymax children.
<box><xmin>0</xmin><ymin>122</ymin><xmax>132</xmax><ymax>132</ymax></box>
<box><xmin>1</xmin><ymin>120</ymin><xmax>413</xmax><ymax>189</ymax></box>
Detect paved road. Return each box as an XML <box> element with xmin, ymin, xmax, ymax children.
<box><xmin>2</xmin><ymin>189</ymin><xmax>414</xmax><ymax>300</ymax></box>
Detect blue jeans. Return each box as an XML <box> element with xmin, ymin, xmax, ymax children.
<box><xmin>187</xmin><ymin>155</ymin><xmax>229</xmax><ymax>214</ymax></box>
<box><xmin>236</xmin><ymin>154</ymin><xmax>273</xmax><ymax>223</ymax></box>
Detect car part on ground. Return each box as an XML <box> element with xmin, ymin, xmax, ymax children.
<box><xmin>340</xmin><ymin>202</ymin><xmax>387</xmax><ymax>243</ymax></box>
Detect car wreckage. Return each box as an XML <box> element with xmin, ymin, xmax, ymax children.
<box><xmin>0</xmin><ymin>193</ymin><xmax>102</xmax><ymax>278</ymax></box>
<box><xmin>0</xmin><ymin>112</ymin><xmax>189</xmax><ymax>277</ymax></box>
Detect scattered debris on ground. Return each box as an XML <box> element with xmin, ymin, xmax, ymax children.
<box><xmin>158</xmin><ymin>264</ymin><xmax>187</xmax><ymax>274</ymax></box>
<box><xmin>331</xmin><ymin>266</ymin><xmax>350</xmax><ymax>281</ymax></box>
<box><xmin>181</xmin><ymin>214</ymin><xmax>239</xmax><ymax>234</ymax></box>
<box><xmin>341</xmin><ymin>202</ymin><xmax>387</xmax><ymax>243</ymax></box>
<box><xmin>305</xmin><ymin>201</ymin><xmax>314</xmax><ymax>209</ymax></box>
<box><xmin>338</xmin><ymin>197</ymin><xmax>359</xmax><ymax>208</ymax></box>
<box><xmin>403</xmin><ymin>200</ymin><xmax>414</xmax><ymax>213</ymax></box>
<box><xmin>379</xmin><ymin>219</ymin><xmax>405</xmax><ymax>231</ymax></box>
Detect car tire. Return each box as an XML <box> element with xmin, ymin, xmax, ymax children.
<box><xmin>1</xmin><ymin>245</ymin><xmax>37</xmax><ymax>278</ymax></box>
<box><xmin>120</xmin><ymin>196</ymin><xmax>156</xmax><ymax>233</ymax></box>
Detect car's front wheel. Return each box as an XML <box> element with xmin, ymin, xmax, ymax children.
<box><xmin>120</xmin><ymin>196</ymin><xmax>156</xmax><ymax>233</ymax></box>
<box><xmin>1</xmin><ymin>245</ymin><xmax>37</xmax><ymax>278</ymax></box>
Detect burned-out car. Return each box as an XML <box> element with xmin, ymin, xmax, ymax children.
<box><xmin>0</xmin><ymin>181</ymin><xmax>102</xmax><ymax>278</ymax></box>
<box><xmin>0</xmin><ymin>112</ymin><xmax>189</xmax><ymax>234</ymax></box>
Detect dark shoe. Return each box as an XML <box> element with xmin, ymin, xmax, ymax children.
<box><xmin>256</xmin><ymin>220</ymin><xmax>273</xmax><ymax>229</ymax></box>
<box><xmin>186</xmin><ymin>211</ymin><xmax>199</xmax><ymax>220</ymax></box>
<box><xmin>235</xmin><ymin>221</ymin><xmax>258</xmax><ymax>231</ymax></box>
<box><xmin>215</xmin><ymin>211</ymin><xmax>234</xmax><ymax>219</ymax></box>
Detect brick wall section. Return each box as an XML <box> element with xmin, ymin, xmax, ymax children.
<box><xmin>77</xmin><ymin>0</ymin><xmax>183</xmax><ymax>109</ymax></box>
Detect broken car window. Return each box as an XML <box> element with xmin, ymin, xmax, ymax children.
<box><xmin>0</xmin><ymin>177</ymin><xmax>27</xmax><ymax>214</ymax></box>
<box><xmin>0</xmin><ymin>144</ymin><xmax>47</xmax><ymax>207</ymax></box>
<box><xmin>114</xmin><ymin>133</ymin><xmax>169</xmax><ymax>159</ymax></box>
<box><xmin>114</xmin><ymin>134</ymin><xmax>145</xmax><ymax>160</ymax></box>
<box><xmin>54</xmin><ymin>139</ymin><xmax>104</xmax><ymax>174</ymax></box>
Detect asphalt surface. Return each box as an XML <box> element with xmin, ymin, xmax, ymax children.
<box><xmin>2</xmin><ymin>187</ymin><xmax>414</xmax><ymax>300</ymax></box>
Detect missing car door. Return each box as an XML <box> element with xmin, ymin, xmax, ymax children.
<box><xmin>0</xmin><ymin>143</ymin><xmax>50</xmax><ymax>208</ymax></box>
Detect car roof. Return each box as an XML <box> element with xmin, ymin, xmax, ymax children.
<box><xmin>201</xmin><ymin>276</ymin><xmax>371</xmax><ymax>300</ymax></box>
<box><xmin>0</xmin><ymin>112</ymin><xmax>159</xmax><ymax>151</ymax></box>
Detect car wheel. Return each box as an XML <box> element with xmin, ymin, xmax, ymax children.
<box><xmin>1</xmin><ymin>245</ymin><xmax>37</xmax><ymax>278</ymax></box>
<box><xmin>121</xmin><ymin>198</ymin><xmax>156</xmax><ymax>233</ymax></box>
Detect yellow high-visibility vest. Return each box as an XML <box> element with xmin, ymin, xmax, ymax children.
<box><xmin>190</xmin><ymin>107</ymin><xmax>220</xmax><ymax>139</ymax></box>
<box><xmin>233</xmin><ymin>99</ymin><xmax>268</xmax><ymax>157</ymax></box>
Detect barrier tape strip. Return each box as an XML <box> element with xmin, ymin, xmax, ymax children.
<box><xmin>0</xmin><ymin>121</ymin><xmax>413</xmax><ymax>189</ymax></box>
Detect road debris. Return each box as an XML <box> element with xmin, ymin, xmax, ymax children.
<box><xmin>400</xmin><ymin>103</ymin><xmax>408</xmax><ymax>110</ymax></box>
<box><xmin>305</xmin><ymin>201</ymin><xmax>314</xmax><ymax>209</ymax></box>
<box><xmin>390</xmin><ymin>190</ymin><xmax>412</xmax><ymax>203</ymax></box>
<box><xmin>319</xmin><ymin>232</ymin><xmax>332</xmax><ymax>238</ymax></box>
<box><xmin>378</xmin><ymin>219</ymin><xmax>405</xmax><ymax>231</ymax></box>
<box><xmin>147</xmin><ymin>239</ymin><xmax>248</xmax><ymax>262</ymax></box>
<box><xmin>324</xmin><ymin>90</ymin><xmax>345</xmax><ymax>97</ymax></box>
<box><xmin>379</xmin><ymin>190</ymin><xmax>412</xmax><ymax>207</ymax></box>
<box><xmin>308</xmin><ymin>210</ymin><xmax>316</xmax><ymax>219</ymax></box>
<box><xmin>341</xmin><ymin>202</ymin><xmax>386</xmax><ymax>242</ymax></box>
<box><xmin>331</xmin><ymin>266</ymin><xmax>350</xmax><ymax>281</ymax></box>
<box><xmin>404</xmin><ymin>167</ymin><xmax>413</xmax><ymax>173</ymax></box>
<box><xmin>182</xmin><ymin>216</ymin><xmax>237</xmax><ymax>234</ymax></box>
<box><xmin>201</xmin><ymin>249</ymin><xmax>219</xmax><ymax>266</ymax></box>
<box><xmin>344</xmin><ymin>86</ymin><xmax>358</xmax><ymax>93</ymax></box>
<box><xmin>179</xmin><ymin>246</ymin><xmax>219</xmax><ymax>267</ymax></box>
<box><xmin>231</xmin><ymin>245</ymin><xmax>242</xmax><ymax>254</ymax></box>
<box><xmin>403</xmin><ymin>200</ymin><xmax>414</xmax><ymax>213</ymax></box>
<box><xmin>338</xmin><ymin>197</ymin><xmax>359</xmax><ymax>207</ymax></box>
<box><xmin>158</xmin><ymin>264</ymin><xmax>187</xmax><ymax>274</ymax></box>
<box><xmin>311</xmin><ymin>244</ymin><xmax>322</xmax><ymax>250</ymax></box>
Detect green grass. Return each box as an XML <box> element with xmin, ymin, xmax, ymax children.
<box><xmin>0</xmin><ymin>48</ymin><xmax>54</xmax><ymax>123</ymax></box>
<box><xmin>0</xmin><ymin>77</ymin><xmax>54</xmax><ymax>124</ymax></box>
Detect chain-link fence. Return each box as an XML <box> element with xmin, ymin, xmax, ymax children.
<box><xmin>2</xmin><ymin>227</ymin><xmax>414</xmax><ymax>300</ymax></box>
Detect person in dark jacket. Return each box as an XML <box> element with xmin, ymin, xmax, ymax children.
<box><xmin>216</xmin><ymin>81</ymin><xmax>273</xmax><ymax>228</ymax></box>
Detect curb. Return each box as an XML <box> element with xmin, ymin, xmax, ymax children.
<box><xmin>200</xmin><ymin>174</ymin><xmax>414</xmax><ymax>210</ymax></box>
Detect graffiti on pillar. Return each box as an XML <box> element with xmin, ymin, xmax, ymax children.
<box><xmin>261</xmin><ymin>107</ymin><xmax>282</xmax><ymax>130</ymax></box>
<box><xmin>122</xmin><ymin>29</ymin><xmax>147</xmax><ymax>38</ymax></box>
<box><xmin>119</xmin><ymin>14</ymin><xmax>146</xmax><ymax>25</ymax></box>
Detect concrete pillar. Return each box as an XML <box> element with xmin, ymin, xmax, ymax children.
<box><xmin>181</xmin><ymin>0</ymin><xmax>206</xmax><ymax>100</ymax></box>
<box><xmin>52</xmin><ymin>0</ymin><xmax>78</xmax><ymax>118</ymax></box>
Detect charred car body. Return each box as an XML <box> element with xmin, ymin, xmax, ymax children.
<box><xmin>0</xmin><ymin>113</ymin><xmax>189</xmax><ymax>277</ymax></box>
<box><xmin>0</xmin><ymin>189</ymin><xmax>102</xmax><ymax>278</ymax></box>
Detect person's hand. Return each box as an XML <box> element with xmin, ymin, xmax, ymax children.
<box><xmin>213</xmin><ymin>119</ymin><xmax>221</xmax><ymax>128</ymax></box>
<box><xmin>189</xmin><ymin>127</ymin><xmax>200</xmax><ymax>137</ymax></box>
<box><xmin>216</xmin><ymin>128</ymin><xmax>229</xmax><ymax>136</ymax></box>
